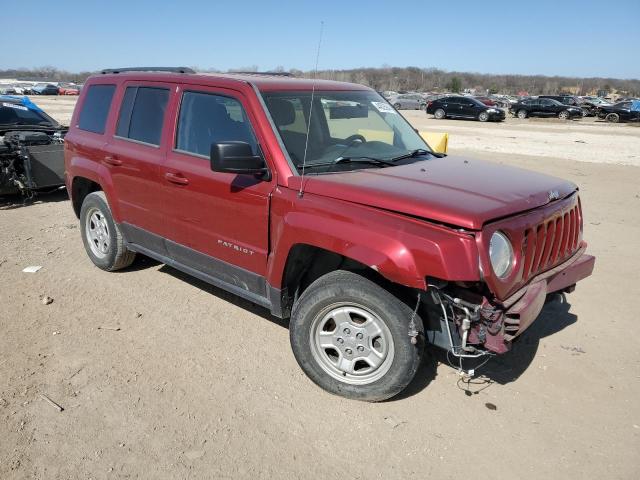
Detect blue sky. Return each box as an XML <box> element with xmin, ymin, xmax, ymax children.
<box><xmin>2</xmin><ymin>0</ymin><xmax>639</xmax><ymax>79</ymax></box>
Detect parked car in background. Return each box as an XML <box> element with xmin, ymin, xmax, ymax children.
<box><xmin>510</xmin><ymin>98</ymin><xmax>583</xmax><ymax>119</ymax></box>
<box><xmin>579</xmin><ymin>97</ymin><xmax>612</xmax><ymax>116</ymax></box>
<box><xmin>539</xmin><ymin>95</ymin><xmax>586</xmax><ymax>116</ymax></box>
<box><xmin>0</xmin><ymin>95</ymin><xmax>67</xmax><ymax>196</ymax></box>
<box><xmin>32</xmin><ymin>83</ymin><xmax>59</xmax><ymax>95</ymax></box>
<box><xmin>388</xmin><ymin>93</ymin><xmax>426</xmax><ymax>110</ymax></box>
<box><xmin>426</xmin><ymin>95</ymin><xmax>505</xmax><ymax>122</ymax></box>
<box><xmin>487</xmin><ymin>95</ymin><xmax>512</xmax><ymax>108</ymax></box>
<box><xmin>594</xmin><ymin>101</ymin><xmax>640</xmax><ymax>123</ymax></box>
<box><xmin>474</xmin><ymin>96</ymin><xmax>497</xmax><ymax>107</ymax></box>
<box><xmin>59</xmin><ymin>84</ymin><xmax>80</xmax><ymax>95</ymax></box>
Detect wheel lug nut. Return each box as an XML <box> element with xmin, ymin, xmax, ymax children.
<box><xmin>344</xmin><ymin>328</ymin><xmax>351</xmax><ymax>335</ymax></box>
<box><xmin>356</xmin><ymin>333</ymin><xmax>363</xmax><ymax>339</ymax></box>
<box><xmin>336</xmin><ymin>337</ymin><xmax>344</xmax><ymax>344</ymax></box>
<box><xmin>345</xmin><ymin>348</ymin><xmax>352</xmax><ymax>355</ymax></box>
<box><xmin>357</xmin><ymin>345</ymin><xmax>364</xmax><ymax>352</ymax></box>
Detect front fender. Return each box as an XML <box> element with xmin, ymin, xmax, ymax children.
<box><xmin>267</xmin><ymin>188</ymin><xmax>480</xmax><ymax>290</ymax></box>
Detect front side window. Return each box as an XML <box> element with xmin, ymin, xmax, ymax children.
<box><xmin>116</xmin><ymin>86</ymin><xmax>169</xmax><ymax>146</ymax></box>
<box><xmin>264</xmin><ymin>90</ymin><xmax>431</xmax><ymax>173</ymax></box>
<box><xmin>78</xmin><ymin>84</ymin><xmax>115</xmax><ymax>134</ymax></box>
<box><xmin>176</xmin><ymin>91</ymin><xmax>258</xmax><ymax>158</ymax></box>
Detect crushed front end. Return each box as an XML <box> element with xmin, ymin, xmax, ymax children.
<box><xmin>424</xmin><ymin>191</ymin><xmax>595</xmax><ymax>357</ymax></box>
<box><xmin>0</xmin><ymin>96</ymin><xmax>67</xmax><ymax>198</ymax></box>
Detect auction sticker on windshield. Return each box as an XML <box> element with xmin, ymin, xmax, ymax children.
<box><xmin>371</xmin><ymin>101</ymin><xmax>397</xmax><ymax>114</ymax></box>
<box><xmin>2</xmin><ymin>102</ymin><xmax>29</xmax><ymax>111</ymax></box>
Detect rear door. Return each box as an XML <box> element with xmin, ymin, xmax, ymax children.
<box><xmin>161</xmin><ymin>84</ymin><xmax>274</xmax><ymax>290</ymax></box>
<box><xmin>442</xmin><ymin>97</ymin><xmax>461</xmax><ymax>116</ymax></box>
<box><xmin>106</xmin><ymin>81</ymin><xmax>173</xmax><ymax>249</ymax></box>
<box><xmin>527</xmin><ymin>99</ymin><xmax>542</xmax><ymax>116</ymax></box>
<box><xmin>459</xmin><ymin>99</ymin><xmax>479</xmax><ymax>118</ymax></box>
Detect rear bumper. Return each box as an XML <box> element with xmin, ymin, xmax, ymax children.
<box><xmin>477</xmin><ymin>250</ymin><xmax>595</xmax><ymax>354</ymax></box>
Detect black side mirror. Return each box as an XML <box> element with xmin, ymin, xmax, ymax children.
<box><xmin>210</xmin><ymin>141</ymin><xmax>270</xmax><ymax>180</ymax></box>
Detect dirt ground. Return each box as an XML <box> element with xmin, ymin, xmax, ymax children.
<box><xmin>1</xmin><ymin>97</ymin><xmax>639</xmax><ymax>479</ymax></box>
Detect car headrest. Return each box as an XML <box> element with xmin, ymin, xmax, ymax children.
<box><xmin>267</xmin><ymin>98</ymin><xmax>296</xmax><ymax>126</ymax></box>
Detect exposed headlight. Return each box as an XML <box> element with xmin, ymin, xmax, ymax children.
<box><xmin>487</xmin><ymin>108</ymin><xmax>497</xmax><ymax>113</ymax></box>
<box><xmin>489</xmin><ymin>231</ymin><xmax>514</xmax><ymax>278</ymax></box>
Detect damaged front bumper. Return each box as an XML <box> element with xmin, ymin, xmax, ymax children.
<box><xmin>428</xmin><ymin>248</ymin><xmax>595</xmax><ymax>356</ymax></box>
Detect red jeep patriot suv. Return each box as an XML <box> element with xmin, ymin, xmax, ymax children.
<box><xmin>64</xmin><ymin>67</ymin><xmax>595</xmax><ymax>401</ymax></box>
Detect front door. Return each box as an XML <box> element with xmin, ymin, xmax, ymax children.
<box><xmin>161</xmin><ymin>85</ymin><xmax>274</xmax><ymax>296</ymax></box>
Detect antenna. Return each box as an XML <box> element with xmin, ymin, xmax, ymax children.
<box><xmin>298</xmin><ymin>21</ymin><xmax>324</xmax><ymax>198</ymax></box>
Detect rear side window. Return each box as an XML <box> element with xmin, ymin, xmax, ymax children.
<box><xmin>175</xmin><ymin>91</ymin><xmax>257</xmax><ymax>158</ymax></box>
<box><xmin>78</xmin><ymin>84</ymin><xmax>115</xmax><ymax>134</ymax></box>
<box><xmin>116</xmin><ymin>86</ymin><xmax>169</xmax><ymax>146</ymax></box>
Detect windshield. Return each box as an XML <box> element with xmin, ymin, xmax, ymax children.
<box><xmin>0</xmin><ymin>102</ymin><xmax>56</xmax><ymax>127</ymax></box>
<box><xmin>263</xmin><ymin>90</ymin><xmax>431</xmax><ymax>173</ymax></box>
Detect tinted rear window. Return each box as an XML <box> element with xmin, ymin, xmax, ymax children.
<box><xmin>78</xmin><ymin>84</ymin><xmax>115</xmax><ymax>134</ymax></box>
<box><xmin>116</xmin><ymin>86</ymin><xmax>169</xmax><ymax>146</ymax></box>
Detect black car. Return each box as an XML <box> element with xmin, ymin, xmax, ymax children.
<box><xmin>594</xmin><ymin>101</ymin><xmax>640</xmax><ymax>123</ymax></box>
<box><xmin>509</xmin><ymin>98</ymin><xmax>583</xmax><ymax>119</ymax></box>
<box><xmin>426</xmin><ymin>96</ymin><xmax>505</xmax><ymax>122</ymax></box>
<box><xmin>32</xmin><ymin>83</ymin><xmax>60</xmax><ymax>95</ymax></box>
<box><xmin>539</xmin><ymin>95</ymin><xmax>587</xmax><ymax>116</ymax></box>
<box><xmin>0</xmin><ymin>96</ymin><xmax>67</xmax><ymax>196</ymax></box>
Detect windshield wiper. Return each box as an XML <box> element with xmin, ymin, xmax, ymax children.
<box><xmin>390</xmin><ymin>149</ymin><xmax>446</xmax><ymax>162</ymax></box>
<box><xmin>297</xmin><ymin>156</ymin><xmax>396</xmax><ymax>170</ymax></box>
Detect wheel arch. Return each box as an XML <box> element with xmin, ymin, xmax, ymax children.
<box><xmin>67</xmin><ymin>156</ymin><xmax>121</xmax><ymax>220</ymax></box>
<box><xmin>71</xmin><ymin>176</ymin><xmax>102</xmax><ymax>218</ymax></box>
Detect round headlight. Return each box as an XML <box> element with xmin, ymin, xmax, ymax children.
<box><xmin>489</xmin><ymin>231</ymin><xmax>514</xmax><ymax>278</ymax></box>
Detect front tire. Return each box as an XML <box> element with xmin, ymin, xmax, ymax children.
<box><xmin>434</xmin><ymin>108</ymin><xmax>446</xmax><ymax>119</ymax></box>
<box><xmin>289</xmin><ymin>270</ymin><xmax>424</xmax><ymax>402</ymax></box>
<box><xmin>80</xmin><ymin>191</ymin><xmax>136</xmax><ymax>271</ymax></box>
<box><xmin>517</xmin><ymin>109</ymin><xmax>528</xmax><ymax>119</ymax></box>
<box><xmin>478</xmin><ymin>111</ymin><xmax>489</xmax><ymax>122</ymax></box>
<box><xmin>558</xmin><ymin>110</ymin><xmax>570</xmax><ymax>120</ymax></box>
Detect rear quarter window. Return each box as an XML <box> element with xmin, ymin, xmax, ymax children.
<box><xmin>78</xmin><ymin>84</ymin><xmax>116</xmax><ymax>134</ymax></box>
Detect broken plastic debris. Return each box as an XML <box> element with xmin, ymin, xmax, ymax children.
<box><xmin>22</xmin><ymin>265</ymin><xmax>42</xmax><ymax>273</ymax></box>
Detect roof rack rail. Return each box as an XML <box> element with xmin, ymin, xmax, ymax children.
<box><xmin>228</xmin><ymin>71</ymin><xmax>293</xmax><ymax>77</ymax></box>
<box><xmin>100</xmin><ymin>67</ymin><xmax>195</xmax><ymax>74</ymax></box>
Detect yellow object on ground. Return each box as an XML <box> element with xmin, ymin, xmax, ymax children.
<box><xmin>419</xmin><ymin>131</ymin><xmax>449</xmax><ymax>154</ymax></box>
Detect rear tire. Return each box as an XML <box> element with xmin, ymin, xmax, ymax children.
<box><xmin>394</xmin><ymin>103</ymin><xmax>401</xmax><ymax>110</ymax></box>
<box><xmin>478</xmin><ymin>111</ymin><xmax>489</xmax><ymax>122</ymax></box>
<box><xmin>434</xmin><ymin>108</ymin><xmax>446</xmax><ymax>119</ymax></box>
<box><xmin>605</xmin><ymin>113</ymin><xmax>620</xmax><ymax>123</ymax></box>
<box><xmin>517</xmin><ymin>109</ymin><xmax>528</xmax><ymax>119</ymax></box>
<box><xmin>289</xmin><ymin>270</ymin><xmax>424</xmax><ymax>402</ymax></box>
<box><xmin>80</xmin><ymin>191</ymin><xmax>136</xmax><ymax>271</ymax></box>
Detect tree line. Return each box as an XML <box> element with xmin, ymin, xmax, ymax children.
<box><xmin>2</xmin><ymin>66</ymin><xmax>638</xmax><ymax>96</ymax></box>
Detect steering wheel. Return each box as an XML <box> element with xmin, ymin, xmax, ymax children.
<box><xmin>343</xmin><ymin>134</ymin><xmax>366</xmax><ymax>145</ymax></box>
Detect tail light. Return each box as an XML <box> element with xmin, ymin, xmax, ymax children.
<box><xmin>427</xmin><ymin>101</ymin><xmax>433</xmax><ymax>108</ymax></box>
